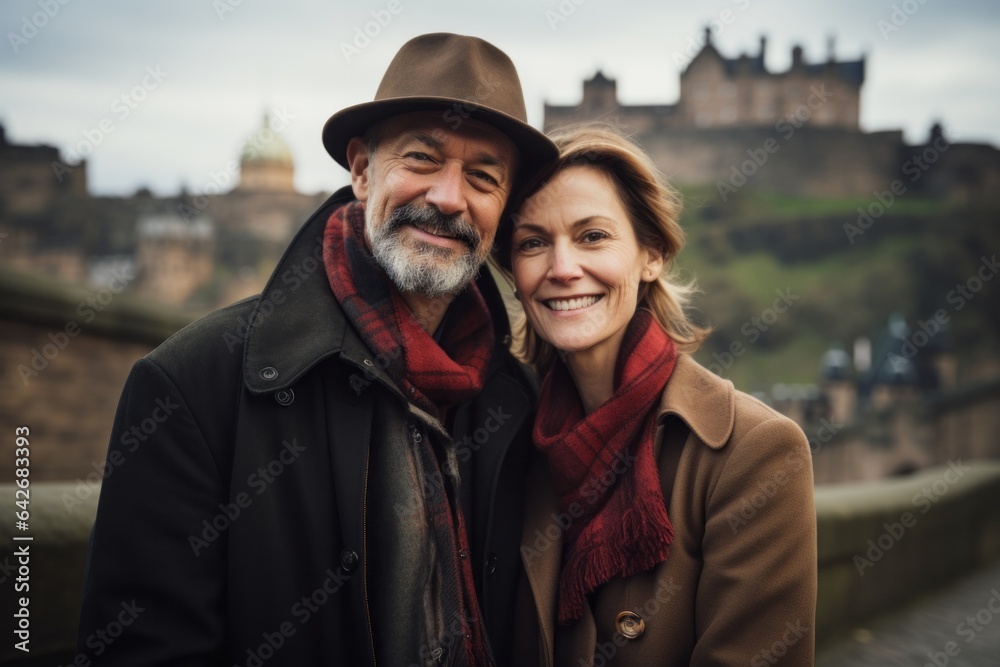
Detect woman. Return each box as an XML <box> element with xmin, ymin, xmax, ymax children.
<box><xmin>505</xmin><ymin>127</ymin><xmax>817</xmax><ymax>666</ymax></box>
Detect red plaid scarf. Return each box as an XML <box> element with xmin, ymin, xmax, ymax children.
<box><xmin>322</xmin><ymin>200</ymin><xmax>494</xmax><ymax>422</ymax></box>
<box><xmin>534</xmin><ymin>309</ymin><xmax>678</xmax><ymax>624</ymax></box>
<box><xmin>323</xmin><ymin>200</ymin><xmax>494</xmax><ymax>665</ymax></box>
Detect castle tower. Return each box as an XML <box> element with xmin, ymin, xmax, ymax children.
<box><xmin>237</xmin><ymin>114</ymin><xmax>295</xmax><ymax>193</ymax></box>
<box><xmin>866</xmin><ymin>313</ymin><xmax>921</xmax><ymax>410</ymax></box>
<box><xmin>580</xmin><ymin>71</ymin><xmax>618</xmax><ymax>111</ymax></box>
<box><xmin>820</xmin><ymin>342</ymin><xmax>857</xmax><ymax>424</ymax></box>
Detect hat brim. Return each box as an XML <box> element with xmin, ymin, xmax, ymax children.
<box><xmin>322</xmin><ymin>97</ymin><xmax>559</xmax><ymax>194</ymax></box>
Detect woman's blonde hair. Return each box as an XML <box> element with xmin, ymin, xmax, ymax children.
<box><xmin>499</xmin><ymin>124</ymin><xmax>709</xmax><ymax>369</ymax></box>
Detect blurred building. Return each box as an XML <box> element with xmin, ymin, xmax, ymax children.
<box><xmin>196</xmin><ymin>114</ymin><xmax>328</xmax><ymax>287</ymax></box>
<box><xmin>551</xmin><ymin>30</ymin><xmax>862</xmax><ymax>131</ymax></box>
<box><xmin>0</xmin><ymin>113</ymin><xmax>329</xmax><ymax>309</ymax></box>
<box><xmin>237</xmin><ymin>114</ymin><xmax>296</xmax><ymax>193</ymax></box>
<box><xmin>546</xmin><ymin>32</ymin><xmax>1000</xmax><ymax>201</ymax></box>
<box><xmin>0</xmin><ymin>123</ymin><xmax>87</xmax><ymax>213</ymax></box>
<box><xmin>761</xmin><ymin>313</ymin><xmax>993</xmax><ymax>484</ymax></box>
<box><xmin>135</xmin><ymin>212</ymin><xmax>214</xmax><ymax>306</ymax></box>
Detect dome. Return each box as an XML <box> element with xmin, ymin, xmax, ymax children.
<box><xmin>240</xmin><ymin>114</ymin><xmax>293</xmax><ymax>167</ymax></box>
<box><xmin>237</xmin><ymin>112</ymin><xmax>296</xmax><ymax>193</ymax></box>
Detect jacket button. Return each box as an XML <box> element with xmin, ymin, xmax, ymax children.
<box><xmin>340</xmin><ymin>548</ymin><xmax>359</xmax><ymax>574</ymax></box>
<box><xmin>274</xmin><ymin>389</ymin><xmax>294</xmax><ymax>406</ymax></box>
<box><xmin>486</xmin><ymin>553</ymin><xmax>498</xmax><ymax>575</ymax></box>
<box><xmin>260</xmin><ymin>366</ymin><xmax>278</xmax><ymax>381</ymax></box>
<box><xmin>616</xmin><ymin>611</ymin><xmax>645</xmax><ymax>639</ymax></box>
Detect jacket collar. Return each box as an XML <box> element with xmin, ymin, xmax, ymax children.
<box><xmin>656</xmin><ymin>353</ymin><xmax>736</xmax><ymax>449</ymax></box>
<box><xmin>243</xmin><ymin>186</ymin><xmax>515</xmax><ymax>395</ymax></box>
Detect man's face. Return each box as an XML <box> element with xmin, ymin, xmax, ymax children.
<box><xmin>346</xmin><ymin>111</ymin><xmax>517</xmax><ymax>297</ymax></box>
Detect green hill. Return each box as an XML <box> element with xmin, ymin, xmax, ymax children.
<box><xmin>678</xmin><ymin>188</ymin><xmax>1000</xmax><ymax>391</ymax></box>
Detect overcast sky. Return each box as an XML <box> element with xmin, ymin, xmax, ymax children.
<box><xmin>2</xmin><ymin>0</ymin><xmax>997</xmax><ymax>197</ymax></box>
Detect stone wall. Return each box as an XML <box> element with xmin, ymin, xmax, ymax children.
<box><xmin>3</xmin><ymin>462</ymin><xmax>997</xmax><ymax>662</ymax></box>
<box><xmin>0</xmin><ymin>265</ymin><xmax>195</xmax><ymax>484</ymax></box>
<box><xmin>811</xmin><ymin>376</ymin><xmax>1000</xmax><ymax>485</ymax></box>
<box><xmin>815</xmin><ymin>461</ymin><xmax>1000</xmax><ymax>644</ymax></box>
<box><xmin>640</xmin><ymin>126</ymin><xmax>905</xmax><ymax>198</ymax></box>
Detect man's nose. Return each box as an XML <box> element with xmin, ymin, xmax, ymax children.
<box><xmin>424</xmin><ymin>161</ymin><xmax>466</xmax><ymax>217</ymax></box>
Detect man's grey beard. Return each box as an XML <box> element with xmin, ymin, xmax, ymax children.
<box><xmin>367</xmin><ymin>203</ymin><xmax>487</xmax><ymax>298</ymax></box>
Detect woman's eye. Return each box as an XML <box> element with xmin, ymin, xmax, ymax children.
<box><xmin>517</xmin><ymin>238</ymin><xmax>544</xmax><ymax>251</ymax></box>
<box><xmin>582</xmin><ymin>230</ymin><xmax>608</xmax><ymax>243</ymax></box>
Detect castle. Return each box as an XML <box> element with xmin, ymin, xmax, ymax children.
<box><xmin>3</xmin><ymin>33</ymin><xmax>999</xmax><ymax>309</ymax></box>
<box><xmin>545</xmin><ymin>30</ymin><xmax>1000</xmax><ymax>202</ymax></box>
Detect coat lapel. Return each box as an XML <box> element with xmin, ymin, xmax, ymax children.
<box><xmin>656</xmin><ymin>354</ymin><xmax>735</xmax><ymax>448</ymax></box>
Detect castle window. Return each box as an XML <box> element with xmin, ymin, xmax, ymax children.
<box><xmin>693</xmin><ymin>85</ymin><xmax>710</xmax><ymax>100</ymax></box>
<box><xmin>721</xmin><ymin>83</ymin><xmax>736</xmax><ymax>98</ymax></box>
<box><xmin>695</xmin><ymin>111</ymin><xmax>714</xmax><ymax>127</ymax></box>
<box><xmin>720</xmin><ymin>106</ymin><xmax>737</xmax><ymax>123</ymax></box>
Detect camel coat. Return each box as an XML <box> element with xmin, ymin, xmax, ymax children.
<box><xmin>517</xmin><ymin>354</ymin><xmax>817</xmax><ymax>666</ymax></box>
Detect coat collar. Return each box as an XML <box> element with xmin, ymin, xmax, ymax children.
<box><xmin>656</xmin><ymin>353</ymin><xmax>736</xmax><ymax>449</ymax></box>
<box><xmin>242</xmin><ymin>186</ymin><xmax>516</xmax><ymax>395</ymax></box>
<box><xmin>243</xmin><ymin>187</ymin><xmax>352</xmax><ymax>394</ymax></box>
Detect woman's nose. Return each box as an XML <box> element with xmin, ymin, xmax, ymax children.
<box><xmin>547</xmin><ymin>244</ymin><xmax>583</xmax><ymax>282</ymax></box>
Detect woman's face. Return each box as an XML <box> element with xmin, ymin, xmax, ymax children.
<box><xmin>512</xmin><ymin>166</ymin><xmax>663</xmax><ymax>361</ymax></box>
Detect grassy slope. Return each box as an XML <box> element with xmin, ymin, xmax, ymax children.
<box><xmin>675</xmin><ymin>189</ymin><xmax>998</xmax><ymax>392</ymax></box>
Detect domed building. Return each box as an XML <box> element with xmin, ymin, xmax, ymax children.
<box><xmin>237</xmin><ymin>114</ymin><xmax>295</xmax><ymax>193</ymax></box>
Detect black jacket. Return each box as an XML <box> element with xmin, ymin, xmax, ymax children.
<box><xmin>77</xmin><ymin>187</ymin><xmax>536</xmax><ymax>665</ymax></box>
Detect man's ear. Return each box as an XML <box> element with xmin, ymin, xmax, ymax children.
<box><xmin>346</xmin><ymin>137</ymin><xmax>371</xmax><ymax>202</ymax></box>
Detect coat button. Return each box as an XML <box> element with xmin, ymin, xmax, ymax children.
<box><xmin>274</xmin><ymin>389</ymin><xmax>294</xmax><ymax>406</ymax></box>
<box><xmin>486</xmin><ymin>553</ymin><xmax>498</xmax><ymax>575</ymax></box>
<box><xmin>260</xmin><ymin>366</ymin><xmax>278</xmax><ymax>380</ymax></box>
<box><xmin>340</xmin><ymin>548</ymin><xmax>359</xmax><ymax>574</ymax></box>
<box><xmin>616</xmin><ymin>611</ymin><xmax>645</xmax><ymax>639</ymax></box>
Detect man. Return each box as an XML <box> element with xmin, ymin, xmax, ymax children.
<box><xmin>76</xmin><ymin>33</ymin><xmax>558</xmax><ymax>666</ymax></box>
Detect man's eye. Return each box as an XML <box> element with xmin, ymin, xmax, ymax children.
<box><xmin>404</xmin><ymin>152</ymin><xmax>433</xmax><ymax>162</ymax></box>
<box><xmin>471</xmin><ymin>171</ymin><xmax>499</xmax><ymax>187</ymax></box>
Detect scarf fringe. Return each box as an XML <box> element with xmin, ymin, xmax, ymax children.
<box><xmin>557</xmin><ymin>489</ymin><xmax>674</xmax><ymax>625</ymax></box>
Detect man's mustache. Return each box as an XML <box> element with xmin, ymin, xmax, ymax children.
<box><xmin>384</xmin><ymin>204</ymin><xmax>480</xmax><ymax>251</ymax></box>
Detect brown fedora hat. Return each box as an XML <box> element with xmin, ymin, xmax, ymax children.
<box><xmin>322</xmin><ymin>33</ymin><xmax>558</xmax><ymax>189</ymax></box>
